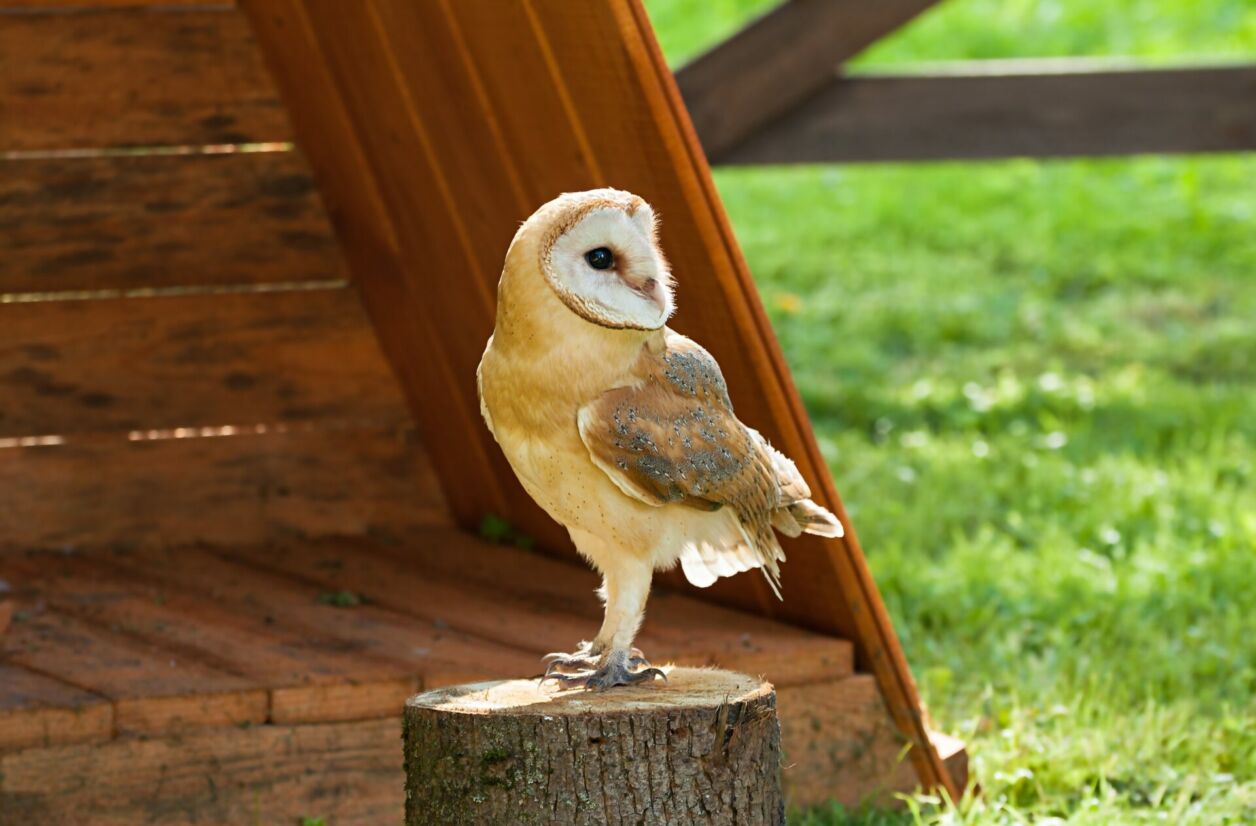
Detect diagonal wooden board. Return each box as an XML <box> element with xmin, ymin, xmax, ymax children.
<box><xmin>239</xmin><ymin>0</ymin><xmax>958</xmax><ymax>795</ymax></box>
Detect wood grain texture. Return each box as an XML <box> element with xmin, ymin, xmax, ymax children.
<box><xmin>676</xmin><ymin>0</ymin><xmax>938</xmax><ymax>160</ymax></box>
<box><xmin>224</xmin><ymin>532</ymin><xmax>855</xmax><ymax>688</ymax></box>
<box><xmin>99</xmin><ymin>545</ymin><xmax>538</xmax><ymax>692</ymax></box>
<box><xmin>242</xmin><ymin>0</ymin><xmax>956</xmax><ymax>795</ymax></box>
<box><xmin>0</xmin><ymin>552</ymin><xmax>417</xmax><ymax>724</ymax></box>
<box><xmin>241</xmin><ymin>0</ymin><xmax>536</xmax><ymax>541</ymax></box>
<box><xmin>0</xmin><ymin>5</ymin><xmax>284</xmax><ymax>151</ymax></box>
<box><xmin>723</xmin><ymin>61</ymin><xmax>1256</xmax><ymax>163</ymax></box>
<box><xmin>0</xmin><ymin>718</ymin><xmax>402</xmax><ymax>826</ymax></box>
<box><xmin>0</xmin><ymin>424</ymin><xmax>446</xmax><ymax>552</ymax></box>
<box><xmin>376</xmin><ymin>528</ymin><xmax>855</xmax><ymax>686</ymax></box>
<box><xmin>0</xmin><ymin>287</ymin><xmax>398</xmax><ymax>437</ymax></box>
<box><xmin>2</xmin><ymin>608</ymin><xmax>267</xmax><ymax>735</ymax></box>
<box><xmin>404</xmin><ymin>669</ymin><xmax>783</xmax><ymax>826</ymax></box>
<box><xmin>1</xmin><ymin>151</ymin><xmax>342</xmax><ymax>293</ymax></box>
<box><xmin>0</xmin><ymin>665</ymin><xmax>113</xmax><ymax>753</ymax></box>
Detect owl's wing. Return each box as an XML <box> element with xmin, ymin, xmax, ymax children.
<box><xmin>577</xmin><ymin>332</ymin><xmax>806</xmax><ymax>595</ymax></box>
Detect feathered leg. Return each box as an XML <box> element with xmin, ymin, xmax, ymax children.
<box><xmin>543</xmin><ymin>534</ymin><xmax>664</xmax><ymax>690</ymax></box>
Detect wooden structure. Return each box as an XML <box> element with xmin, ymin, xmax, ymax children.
<box><xmin>404</xmin><ymin>669</ymin><xmax>783</xmax><ymax>825</ymax></box>
<box><xmin>677</xmin><ymin>0</ymin><xmax>1256</xmax><ymax>163</ymax></box>
<box><xmin>0</xmin><ymin>1</ymin><xmax>1026</xmax><ymax>822</ymax></box>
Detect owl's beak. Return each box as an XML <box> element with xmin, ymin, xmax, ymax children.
<box><xmin>622</xmin><ymin>274</ymin><xmax>665</xmax><ymax>310</ymax></box>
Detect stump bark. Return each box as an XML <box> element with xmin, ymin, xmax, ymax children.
<box><xmin>404</xmin><ymin>667</ymin><xmax>783</xmax><ymax>825</ymax></box>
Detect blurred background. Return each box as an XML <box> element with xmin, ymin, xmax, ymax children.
<box><xmin>646</xmin><ymin>1</ymin><xmax>1255</xmax><ymax>823</ymax></box>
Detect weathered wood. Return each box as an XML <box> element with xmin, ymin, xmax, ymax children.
<box><xmin>384</xmin><ymin>529</ymin><xmax>856</xmax><ymax>686</ymax></box>
<box><xmin>0</xmin><ymin>424</ymin><xmax>445</xmax><ymax>552</ymax></box>
<box><xmin>0</xmin><ymin>665</ymin><xmax>113</xmax><ymax>753</ymax></box>
<box><xmin>0</xmin><ymin>6</ymin><xmax>285</xmax><ymax>151</ymax></box>
<box><xmin>0</xmin><ymin>717</ymin><xmax>401</xmax><ymax>826</ymax></box>
<box><xmin>1</xmin><ymin>151</ymin><xmax>341</xmax><ymax>293</ymax></box>
<box><xmin>0</xmin><ymin>552</ymin><xmax>418</xmax><ymax>724</ymax></box>
<box><xmin>676</xmin><ymin>0</ymin><xmax>938</xmax><ymax>160</ymax></box>
<box><xmin>0</xmin><ymin>287</ymin><xmax>398</xmax><ymax>438</ymax></box>
<box><xmin>2</xmin><ymin>608</ymin><xmax>267</xmax><ymax>735</ymax></box>
<box><xmin>2</xmin><ymin>1</ymin><xmax>236</xmax><ymax>7</ymax></box>
<box><xmin>99</xmin><ymin>545</ymin><xmax>540</xmax><ymax>693</ymax></box>
<box><xmin>227</xmin><ymin>532</ymin><xmax>854</xmax><ymax>687</ymax></box>
<box><xmin>404</xmin><ymin>668</ymin><xmax>783</xmax><ymax>825</ymax></box>
<box><xmin>243</xmin><ymin>0</ymin><xmax>956</xmax><ymax>795</ymax></box>
<box><xmin>778</xmin><ymin>677</ymin><xmax>969</xmax><ymax>808</ymax></box>
<box><xmin>723</xmin><ymin>60</ymin><xmax>1256</xmax><ymax>163</ymax></box>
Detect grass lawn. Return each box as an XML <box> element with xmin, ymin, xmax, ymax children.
<box><xmin>644</xmin><ymin>1</ymin><xmax>1256</xmax><ymax>823</ymax></box>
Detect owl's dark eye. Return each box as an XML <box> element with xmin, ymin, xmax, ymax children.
<box><xmin>584</xmin><ymin>247</ymin><xmax>615</xmax><ymax>270</ymax></box>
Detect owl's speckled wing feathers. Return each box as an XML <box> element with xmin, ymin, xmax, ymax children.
<box><xmin>577</xmin><ymin>331</ymin><xmax>814</xmax><ymax>594</ymax></box>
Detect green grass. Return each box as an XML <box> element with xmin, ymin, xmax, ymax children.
<box><xmin>644</xmin><ymin>1</ymin><xmax>1256</xmax><ymax>823</ymax></box>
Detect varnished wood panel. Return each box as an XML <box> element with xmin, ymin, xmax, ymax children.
<box><xmin>0</xmin><ymin>6</ymin><xmax>284</xmax><ymax>151</ymax></box>
<box><xmin>0</xmin><ymin>424</ymin><xmax>446</xmax><ymax>552</ymax></box>
<box><xmin>241</xmin><ymin>0</ymin><xmax>955</xmax><ymax>794</ymax></box>
<box><xmin>1</xmin><ymin>151</ymin><xmax>341</xmax><ymax>293</ymax></box>
<box><xmin>724</xmin><ymin>61</ymin><xmax>1256</xmax><ymax>163</ymax></box>
<box><xmin>0</xmin><ymin>287</ymin><xmax>397</xmax><ymax>437</ymax></box>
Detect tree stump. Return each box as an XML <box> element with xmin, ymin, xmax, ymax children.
<box><xmin>404</xmin><ymin>667</ymin><xmax>783</xmax><ymax>825</ymax></box>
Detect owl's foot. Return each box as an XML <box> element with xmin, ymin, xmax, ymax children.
<box><xmin>543</xmin><ymin>644</ymin><xmax>649</xmax><ymax>676</ymax></box>
<box><xmin>541</xmin><ymin>648</ymin><xmax>666</xmax><ymax>691</ymax></box>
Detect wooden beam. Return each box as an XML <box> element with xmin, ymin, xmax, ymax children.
<box><xmin>721</xmin><ymin>60</ymin><xmax>1256</xmax><ymax>163</ymax></box>
<box><xmin>0</xmin><ymin>5</ymin><xmax>283</xmax><ymax>152</ymax></box>
<box><xmin>1</xmin><ymin>151</ymin><xmax>340</xmax><ymax>293</ymax></box>
<box><xmin>675</xmin><ymin>0</ymin><xmax>938</xmax><ymax>160</ymax></box>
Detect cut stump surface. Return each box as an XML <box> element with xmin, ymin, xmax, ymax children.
<box><xmin>404</xmin><ymin>667</ymin><xmax>783</xmax><ymax>825</ymax></box>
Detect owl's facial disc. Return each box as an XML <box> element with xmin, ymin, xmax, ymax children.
<box><xmin>542</xmin><ymin>204</ymin><xmax>674</xmax><ymax>330</ymax></box>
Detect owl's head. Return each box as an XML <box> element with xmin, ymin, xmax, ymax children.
<box><xmin>516</xmin><ymin>188</ymin><xmax>675</xmax><ymax>330</ymax></box>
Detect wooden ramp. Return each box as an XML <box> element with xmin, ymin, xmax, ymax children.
<box><xmin>0</xmin><ymin>529</ymin><xmax>963</xmax><ymax>823</ymax></box>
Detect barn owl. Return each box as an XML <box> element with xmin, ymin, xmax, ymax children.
<box><xmin>476</xmin><ymin>189</ymin><xmax>843</xmax><ymax>689</ymax></box>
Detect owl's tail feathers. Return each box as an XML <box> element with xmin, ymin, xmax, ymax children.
<box><xmin>773</xmin><ymin>499</ymin><xmax>845</xmax><ymax>539</ymax></box>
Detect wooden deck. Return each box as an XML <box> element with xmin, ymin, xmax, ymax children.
<box><xmin>0</xmin><ymin>528</ymin><xmax>964</xmax><ymax>822</ymax></box>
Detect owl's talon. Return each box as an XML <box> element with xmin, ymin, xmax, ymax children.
<box><xmin>539</xmin><ymin>648</ymin><xmax>666</xmax><ymax>691</ymax></box>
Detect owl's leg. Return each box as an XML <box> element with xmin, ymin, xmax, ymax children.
<box><xmin>543</xmin><ymin>555</ymin><xmax>665</xmax><ymax>690</ymax></box>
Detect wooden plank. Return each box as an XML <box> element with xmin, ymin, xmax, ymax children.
<box><xmin>0</xmin><ymin>676</ymin><xmax>924</xmax><ymax>823</ymax></box>
<box><xmin>0</xmin><ymin>665</ymin><xmax>113</xmax><ymax>752</ymax></box>
<box><xmin>3</xmin><ymin>1</ymin><xmax>236</xmax><ymax>7</ymax></box>
<box><xmin>98</xmin><ymin>544</ymin><xmax>542</xmax><ymax>696</ymax></box>
<box><xmin>243</xmin><ymin>0</ymin><xmax>957</xmax><ymax>795</ymax></box>
<box><xmin>0</xmin><ymin>424</ymin><xmax>446</xmax><ymax>552</ymax></box>
<box><xmin>2</xmin><ymin>608</ymin><xmax>266</xmax><ymax>735</ymax></box>
<box><xmin>778</xmin><ymin>674</ymin><xmax>912</xmax><ymax>809</ymax></box>
<box><xmin>723</xmin><ymin>61</ymin><xmax>1256</xmax><ymax>163</ymax></box>
<box><xmin>0</xmin><ymin>287</ymin><xmax>399</xmax><ymax>438</ymax></box>
<box><xmin>676</xmin><ymin>0</ymin><xmax>938</xmax><ymax>160</ymax></box>
<box><xmin>0</xmin><ymin>552</ymin><xmax>418</xmax><ymax>724</ymax></box>
<box><xmin>779</xmin><ymin>682</ymin><xmax>966</xmax><ymax>808</ymax></box>
<box><xmin>241</xmin><ymin>0</ymin><xmax>537</xmax><ymax>542</ymax></box>
<box><xmin>1</xmin><ymin>150</ymin><xmax>342</xmax><ymax>293</ymax></box>
<box><xmin>0</xmin><ymin>717</ymin><xmax>401</xmax><ymax>826</ymax></box>
<box><xmin>0</xmin><ymin>6</ymin><xmax>285</xmax><ymax>151</ymax></box>
<box><xmin>385</xmin><ymin>528</ymin><xmax>856</xmax><ymax>682</ymax></box>
<box><xmin>229</xmin><ymin>531</ymin><xmax>854</xmax><ymax>687</ymax></box>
